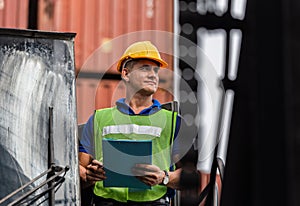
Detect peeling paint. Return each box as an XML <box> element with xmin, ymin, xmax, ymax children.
<box><xmin>0</xmin><ymin>29</ymin><xmax>79</xmax><ymax>205</ymax></box>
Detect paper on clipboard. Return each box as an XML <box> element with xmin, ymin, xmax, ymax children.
<box><xmin>102</xmin><ymin>138</ymin><xmax>152</xmax><ymax>189</ymax></box>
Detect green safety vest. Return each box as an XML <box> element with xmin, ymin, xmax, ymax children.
<box><xmin>93</xmin><ymin>107</ymin><xmax>177</xmax><ymax>202</ymax></box>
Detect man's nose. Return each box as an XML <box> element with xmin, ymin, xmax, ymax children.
<box><xmin>147</xmin><ymin>68</ymin><xmax>158</xmax><ymax>76</ymax></box>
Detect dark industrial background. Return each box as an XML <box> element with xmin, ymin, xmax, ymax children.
<box><xmin>179</xmin><ymin>0</ymin><xmax>300</xmax><ymax>205</ymax></box>
<box><xmin>222</xmin><ymin>0</ymin><xmax>300</xmax><ymax>205</ymax></box>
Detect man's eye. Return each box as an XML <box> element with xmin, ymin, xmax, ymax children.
<box><xmin>140</xmin><ymin>66</ymin><xmax>150</xmax><ymax>71</ymax></box>
<box><xmin>139</xmin><ymin>66</ymin><xmax>160</xmax><ymax>73</ymax></box>
<box><xmin>154</xmin><ymin>67</ymin><xmax>160</xmax><ymax>73</ymax></box>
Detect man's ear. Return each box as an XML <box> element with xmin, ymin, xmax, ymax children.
<box><xmin>121</xmin><ymin>68</ymin><xmax>130</xmax><ymax>82</ymax></box>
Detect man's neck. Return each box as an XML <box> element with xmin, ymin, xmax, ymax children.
<box><xmin>125</xmin><ymin>94</ymin><xmax>153</xmax><ymax>114</ymax></box>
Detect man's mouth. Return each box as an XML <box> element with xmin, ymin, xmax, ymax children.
<box><xmin>144</xmin><ymin>81</ymin><xmax>157</xmax><ymax>85</ymax></box>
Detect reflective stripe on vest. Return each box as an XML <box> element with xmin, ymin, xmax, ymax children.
<box><xmin>102</xmin><ymin>124</ymin><xmax>162</xmax><ymax>137</ymax></box>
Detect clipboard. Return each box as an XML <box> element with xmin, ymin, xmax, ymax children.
<box><xmin>102</xmin><ymin>138</ymin><xmax>152</xmax><ymax>189</ymax></box>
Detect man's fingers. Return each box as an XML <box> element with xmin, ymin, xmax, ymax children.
<box><xmin>135</xmin><ymin>175</ymin><xmax>160</xmax><ymax>186</ymax></box>
<box><xmin>91</xmin><ymin>159</ymin><xmax>103</xmax><ymax>168</ymax></box>
<box><xmin>132</xmin><ymin>164</ymin><xmax>162</xmax><ymax>177</ymax></box>
<box><xmin>86</xmin><ymin>169</ymin><xmax>106</xmax><ymax>180</ymax></box>
<box><xmin>132</xmin><ymin>166</ymin><xmax>164</xmax><ymax>186</ymax></box>
<box><xmin>132</xmin><ymin>167</ymin><xmax>157</xmax><ymax>177</ymax></box>
<box><xmin>135</xmin><ymin>164</ymin><xmax>160</xmax><ymax>172</ymax></box>
<box><xmin>86</xmin><ymin>174</ymin><xmax>100</xmax><ymax>182</ymax></box>
<box><xmin>86</xmin><ymin>162</ymin><xmax>106</xmax><ymax>182</ymax></box>
<box><xmin>87</xmin><ymin>164</ymin><xmax>105</xmax><ymax>174</ymax></box>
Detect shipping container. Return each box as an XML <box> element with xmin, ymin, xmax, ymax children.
<box><xmin>0</xmin><ymin>0</ymin><xmax>29</xmax><ymax>28</ymax></box>
<box><xmin>38</xmin><ymin>0</ymin><xmax>174</xmax><ymax>70</ymax></box>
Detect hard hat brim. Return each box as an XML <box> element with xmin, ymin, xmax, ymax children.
<box><xmin>116</xmin><ymin>56</ymin><xmax>168</xmax><ymax>72</ymax></box>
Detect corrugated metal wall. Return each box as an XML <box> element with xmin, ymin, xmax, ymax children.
<box><xmin>38</xmin><ymin>0</ymin><xmax>174</xmax><ymax>124</ymax></box>
<box><xmin>0</xmin><ymin>0</ymin><xmax>29</xmax><ymax>28</ymax></box>
<box><xmin>38</xmin><ymin>0</ymin><xmax>173</xmax><ymax>70</ymax></box>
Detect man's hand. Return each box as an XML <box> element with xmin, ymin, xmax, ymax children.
<box><xmin>79</xmin><ymin>154</ymin><xmax>106</xmax><ymax>189</ymax></box>
<box><xmin>85</xmin><ymin>159</ymin><xmax>106</xmax><ymax>183</ymax></box>
<box><xmin>131</xmin><ymin>164</ymin><xmax>165</xmax><ymax>186</ymax></box>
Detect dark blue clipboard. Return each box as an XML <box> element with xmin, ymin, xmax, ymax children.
<box><xmin>102</xmin><ymin>139</ymin><xmax>152</xmax><ymax>189</ymax></box>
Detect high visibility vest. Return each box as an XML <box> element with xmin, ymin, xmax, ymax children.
<box><xmin>93</xmin><ymin>107</ymin><xmax>177</xmax><ymax>202</ymax></box>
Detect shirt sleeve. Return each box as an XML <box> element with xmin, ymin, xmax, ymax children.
<box><xmin>79</xmin><ymin>114</ymin><xmax>95</xmax><ymax>156</ymax></box>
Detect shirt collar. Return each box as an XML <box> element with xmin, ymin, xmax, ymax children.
<box><xmin>116</xmin><ymin>98</ymin><xmax>161</xmax><ymax>115</ymax></box>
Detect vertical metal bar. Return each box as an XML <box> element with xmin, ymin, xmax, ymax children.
<box><xmin>48</xmin><ymin>107</ymin><xmax>55</xmax><ymax>206</ymax></box>
<box><xmin>204</xmin><ymin>86</ymin><xmax>225</xmax><ymax>206</ymax></box>
<box><xmin>28</xmin><ymin>0</ymin><xmax>38</xmax><ymax>29</ymax></box>
<box><xmin>205</xmin><ymin>2</ymin><xmax>232</xmax><ymax>203</ymax></box>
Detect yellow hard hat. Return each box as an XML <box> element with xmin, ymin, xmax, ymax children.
<box><xmin>116</xmin><ymin>41</ymin><xmax>168</xmax><ymax>72</ymax></box>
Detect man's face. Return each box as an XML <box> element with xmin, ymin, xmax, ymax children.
<box><xmin>123</xmin><ymin>59</ymin><xmax>160</xmax><ymax>96</ymax></box>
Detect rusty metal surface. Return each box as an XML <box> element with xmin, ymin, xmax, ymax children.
<box><xmin>0</xmin><ymin>28</ymin><xmax>79</xmax><ymax>205</ymax></box>
<box><xmin>38</xmin><ymin>0</ymin><xmax>174</xmax><ymax>71</ymax></box>
<box><xmin>0</xmin><ymin>0</ymin><xmax>29</xmax><ymax>29</ymax></box>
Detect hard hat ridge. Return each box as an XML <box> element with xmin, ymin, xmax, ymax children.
<box><xmin>116</xmin><ymin>41</ymin><xmax>168</xmax><ymax>72</ymax></box>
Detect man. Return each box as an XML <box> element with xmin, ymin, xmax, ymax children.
<box><xmin>79</xmin><ymin>41</ymin><xmax>182</xmax><ymax>205</ymax></box>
